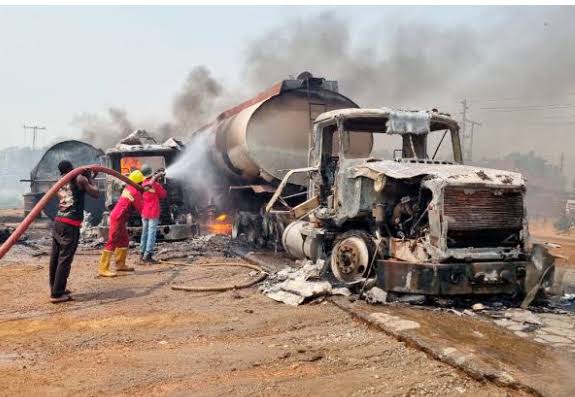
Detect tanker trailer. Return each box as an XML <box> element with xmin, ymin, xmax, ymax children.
<box><xmin>21</xmin><ymin>140</ymin><xmax>106</xmax><ymax>224</ymax></box>
<box><xmin>185</xmin><ymin>72</ymin><xmax>373</xmax><ymax>244</ymax></box>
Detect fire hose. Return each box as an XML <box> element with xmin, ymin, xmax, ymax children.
<box><xmin>167</xmin><ymin>261</ymin><xmax>268</xmax><ymax>292</ymax></box>
<box><xmin>0</xmin><ymin>165</ymin><xmax>144</xmax><ymax>261</ymax></box>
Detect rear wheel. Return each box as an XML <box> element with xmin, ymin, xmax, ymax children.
<box><xmin>232</xmin><ymin>212</ymin><xmax>266</xmax><ymax>247</ymax></box>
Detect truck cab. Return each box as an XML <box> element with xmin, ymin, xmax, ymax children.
<box><xmin>269</xmin><ymin>108</ymin><xmax>554</xmax><ymax>298</ymax></box>
<box><xmin>98</xmin><ymin>130</ymin><xmax>197</xmax><ymax>241</ymax></box>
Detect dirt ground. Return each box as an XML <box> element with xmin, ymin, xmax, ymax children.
<box><xmin>1</xmin><ymin>210</ymin><xmax>572</xmax><ymax>396</ymax></box>
<box><xmin>0</xmin><ymin>245</ymin><xmax>525</xmax><ymax>397</ymax></box>
<box><xmin>531</xmin><ymin>219</ymin><xmax>575</xmax><ymax>267</ymax></box>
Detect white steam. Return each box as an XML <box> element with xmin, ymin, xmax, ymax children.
<box><xmin>165</xmin><ymin>129</ymin><xmax>223</xmax><ymax>208</ymax></box>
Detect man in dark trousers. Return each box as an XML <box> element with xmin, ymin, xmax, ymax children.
<box><xmin>49</xmin><ymin>160</ymin><xmax>99</xmax><ymax>303</ymax></box>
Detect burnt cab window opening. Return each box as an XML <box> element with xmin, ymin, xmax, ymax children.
<box><xmin>120</xmin><ymin>156</ymin><xmax>166</xmax><ymax>176</ymax></box>
<box><xmin>340</xmin><ymin>117</ymin><xmax>460</xmax><ymax>163</ymax></box>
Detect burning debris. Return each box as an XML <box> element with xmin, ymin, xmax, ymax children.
<box><xmin>205</xmin><ymin>214</ymin><xmax>233</xmax><ymax>236</ymax></box>
<box><xmin>155</xmin><ymin>234</ymin><xmax>233</xmax><ymax>262</ymax></box>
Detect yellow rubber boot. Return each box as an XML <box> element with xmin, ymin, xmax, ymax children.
<box><xmin>98</xmin><ymin>250</ymin><xmax>117</xmax><ymax>277</ymax></box>
<box><xmin>114</xmin><ymin>248</ymin><xmax>134</xmax><ymax>272</ymax></box>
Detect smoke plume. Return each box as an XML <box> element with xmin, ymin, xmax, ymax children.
<box><xmin>157</xmin><ymin>66</ymin><xmax>228</xmax><ymax>140</ymax></box>
<box><xmin>172</xmin><ymin>66</ymin><xmax>224</xmax><ymax>133</ymax></box>
<box><xmin>242</xmin><ymin>8</ymin><xmax>575</xmax><ymax>178</ymax></box>
<box><xmin>74</xmin><ymin>66</ymin><xmax>227</xmax><ymax>147</ymax></box>
<box><xmin>72</xmin><ymin>107</ymin><xmax>134</xmax><ymax>149</ymax></box>
<box><xmin>74</xmin><ymin>7</ymin><xmax>575</xmax><ymax>182</ymax></box>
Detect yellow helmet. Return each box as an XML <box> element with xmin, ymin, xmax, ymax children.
<box><xmin>128</xmin><ymin>170</ymin><xmax>145</xmax><ymax>184</ymax></box>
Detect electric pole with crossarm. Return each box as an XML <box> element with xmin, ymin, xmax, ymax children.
<box><xmin>23</xmin><ymin>125</ymin><xmax>46</xmax><ymax>150</ymax></box>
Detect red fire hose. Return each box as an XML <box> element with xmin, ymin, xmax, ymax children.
<box><xmin>0</xmin><ymin>165</ymin><xmax>144</xmax><ymax>261</ymax></box>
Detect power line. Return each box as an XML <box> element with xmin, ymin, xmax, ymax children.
<box><xmin>479</xmin><ymin>103</ymin><xmax>575</xmax><ymax>111</ymax></box>
<box><xmin>468</xmin><ymin>92</ymin><xmax>575</xmax><ymax>103</ymax></box>
<box><xmin>478</xmin><ymin>107</ymin><xmax>575</xmax><ymax>114</ymax></box>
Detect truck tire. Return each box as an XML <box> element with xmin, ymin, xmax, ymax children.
<box><xmin>322</xmin><ymin>230</ymin><xmax>376</xmax><ymax>287</ymax></box>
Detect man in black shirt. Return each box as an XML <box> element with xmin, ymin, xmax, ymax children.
<box><xmin>49</xmin><ymin>160</ymin><xmax>99</xmax><ymax>303</ymax></box>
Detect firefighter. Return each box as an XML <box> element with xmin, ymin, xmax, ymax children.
<box><xmin>98</xmin><ymin>170</ymin><xmax>145</xmax><ymax>277</ymax></box>
<box><xmin>140</xmin><ymin>164</ymin><xmax>167</xmax><ymax>264</ymax></box>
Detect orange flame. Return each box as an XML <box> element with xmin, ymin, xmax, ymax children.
<box><xmin>120</xmin><ymin>157</ymin><xmax>143</xmax><ymax>176</ymax></box>
<box><xmin>205</xmin><ymin>213</ymin><xmax>232</xmax><ymax>235</ymax></box>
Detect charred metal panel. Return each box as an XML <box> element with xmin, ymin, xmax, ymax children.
<box><xmin>389</xmin><ymin>238</ymin><xmax>432</xmax><ymax>263</ymax></box>
<box><xmin>291</xmin><ymin>195</ymin><xmax>320</xmax><ymax>219</ymax></box>
<box><xmin>334</xmin><ymin>168</ymin><xmax>377</xmax><ymax>225</ymax></box>
<box><xmin>444</xmin><ymin>188</ymin><xmax>523</xmax><ymax>230</ymax></box>
<box><xmin>359</xmin><ymin>160</ymin><xmax>524</xmax><ymax>187</ymax></box>
<box><xmin>376</xmin><ymin>259</ymin><xmax>526</xmax><ymax>295</ymax></box>
<box><xmin>444</xmin><ymin>187</ymin><xmax>523</xmax><ymax>248</ymax></box>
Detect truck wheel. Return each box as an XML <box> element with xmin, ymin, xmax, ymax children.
<box><xmin>325</xmin><ymin>230</ymin><xmax>376</xmax><ymax>286</ymax></box>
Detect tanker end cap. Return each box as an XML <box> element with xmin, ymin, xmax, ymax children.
<box><xmin>297</xmin><ymin>71</ymin><xmax>314</xmax><ymax>80</ymax></box>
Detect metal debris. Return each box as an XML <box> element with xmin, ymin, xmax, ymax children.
<box><xmin>365</xmin><ymin>287</ymin><xmax>388</xmax><ymax>304</ymax></box>
<box><xmin>332</xmin><ymin>287</ymin><xmax>352</xmax><ymax>297</ymax></box>
<box><xmin>261</xmin><ymin>260</ymin><xmax>333</xmax><ymax>306</ymax></box>
<box><xmin>80</xmin><ymin>212</ymin><xmax>102</xmax><ymax>245</ymax></box>
<box><xmin>504</xmin><ymin>309</ymin><xmax>543</xmax><ymax>326</ymax></box>
<box><xmin>263</xmin><ymin>278</ymin><xmax>332</xmax><ymax>306</ymax></box>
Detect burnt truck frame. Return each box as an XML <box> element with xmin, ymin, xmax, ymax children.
<box><xmin>267</xmin><ymin>108</ymin><xmax>554</xmax><ymax>297</ymax></box>
<box><xmin>97</xmin><ymin>140</ymin><xmax>196</xmax><ymax>241</ymax></box>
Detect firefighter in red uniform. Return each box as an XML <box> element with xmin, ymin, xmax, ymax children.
<box><xmin>98</xmin><ymin>170</ymin><xmax>145</xmax><ymax>277</ymax></box>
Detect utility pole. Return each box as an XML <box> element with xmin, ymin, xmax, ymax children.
<box><xmin>459</xmin><ymin>99</ymin><xmax>481</xmax><ymax>162</ymax></box>
<box><xmin>466</xmin><ymin>120</ymin><xmax>482</xmax><ymax>162</ymax></box>
<box><xmin>23</xmin><ymin>125</ymin><xmax>46</xmax><ymax>150</ymax></box>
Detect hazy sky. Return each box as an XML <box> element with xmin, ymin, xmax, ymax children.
<box><xmin>0</xmin><ymin>5</ymin><xmax>481</xmax><ymax>149</ymax></box>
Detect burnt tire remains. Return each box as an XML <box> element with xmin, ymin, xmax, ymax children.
<box><xmin>326</xmin><ymin>230</ymin><xmax>376</xmax><ymax>286</ymax></box>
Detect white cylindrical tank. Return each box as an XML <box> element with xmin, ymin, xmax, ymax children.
<box><xmin>192</xmin><ymin>75</ymin><xmax>373</xmax><ymax>187</ymax></box>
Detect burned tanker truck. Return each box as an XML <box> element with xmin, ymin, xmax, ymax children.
<box><xmin>267</xmin><ymin>108</ymin><xmax>555</xmax><ymax>298</ymax></box>
<box><xmin>188</xmin><ymin>73</ymin><xmax>554</xmax><ymax>298</ymax></box>
<box><xmin>189</xmin><ymin>72</ymin><xmax>368</xmax><ymax>243</ymax></box>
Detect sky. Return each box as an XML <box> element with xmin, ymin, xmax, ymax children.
<box><xmin>1</xmin><ymin>4</ymin><xmax>574</xmax><ymax>182</ymax></box>
<box><xmin>0</xmin><ymin>5</ymin><xmax>481</xmax><ymax>149</ymax></box>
